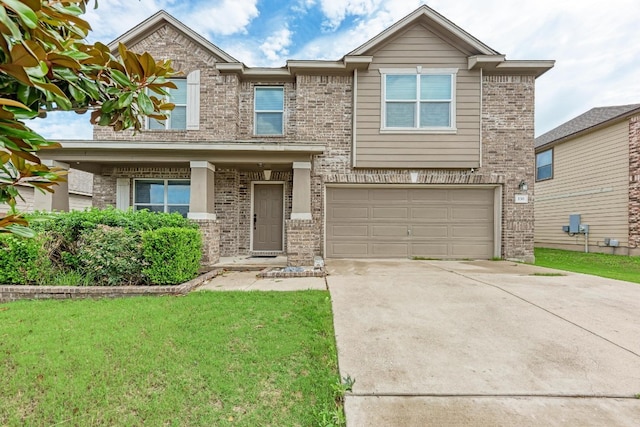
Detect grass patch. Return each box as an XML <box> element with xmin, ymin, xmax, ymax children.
<box><xmin>534</xmin><ymin>248</ymin><xmax>640</xmax><ymax>284</ymax></box>
<box><xmin>0</xmin><ymin>291</ymin><xmax>340</xmax><ymax>426</ymax></box>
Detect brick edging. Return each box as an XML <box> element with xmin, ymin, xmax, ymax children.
<box><xmin>0</xmin><ymin>270</ymin><xmax>221</xmax><ymax>303</ymax></box>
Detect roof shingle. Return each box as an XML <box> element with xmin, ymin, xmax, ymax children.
<box><xmin>535</xmin><ymin>103</ymin><xmax>640</xmax><ymax>148</ymax></box>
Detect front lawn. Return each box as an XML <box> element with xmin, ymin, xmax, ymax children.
<box><xmin>0</xmin><ymin>291</ymin><xmax>340</xmax><ymax>426</ymax></box>
<box><xmin>534</xmin><ymin>248</ymin><xmax>640</xmax><ymax>284</ymax></box>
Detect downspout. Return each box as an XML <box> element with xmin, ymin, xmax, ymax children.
<box><xmin>479</xmin><ymin>67</ymin><xmax>483</xmax><ymax>168</ymax></box>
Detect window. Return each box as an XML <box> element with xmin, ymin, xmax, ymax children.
<box><xmin>148</xmin><ymin>79</ymin><xmax>187</xmax><ymax>130</ymax></box>
<box><xmin>381</xmin><ymin>69</ymin><xmax>456</xmax><ymax>130</ymax></box>
<box><xmin>133</xmin><ymin>179</ymin><xmax>190</xmax><ymax>217</ymax></box>
<box><xmin>536</xmin><ymin>149</ymin><xmax>553</xmax><ymax>181</ymax></box>
<box><xmin>254</xmin><ymin>87</ymin><xmax>284</xmax><ymax>135</ymax></box>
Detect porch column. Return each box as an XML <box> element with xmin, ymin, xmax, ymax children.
<box><xmin>291</xmin><ymin>161</ymin><xmax>312</xmax><ymax>220</ymax></box>
<box><xmin>187</xmin><ymin>161</ymin><xmax>216</xmax><ymax>220</ymax></box>
<box><xmin>33</xmin><ymin>160</ymin><xmax>69</xmax><ymax>212</ymax></box>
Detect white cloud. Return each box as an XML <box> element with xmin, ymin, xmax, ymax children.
<box><xmin>28</xmin><ymin>112</ymin><xmax>93</xmax><ymax>141</ymax></box>
<box><xmin>260</xmin><ymin>28</ymin><xmax>293</xmax><ymax>64</ymax></box>
<box><xmin>185</xmin><ymin>0</ymin><xmax>259</xmax><ymax>36</ymax></box>
<box><xmin>317</xmin><ymin>0</ymin><xmax>381</xmax><ymax>30</ymax></box>
<box><xmin>83</xmin><ymin>0</ymin><xmax>167</xmax><ymax>43</ymax></box>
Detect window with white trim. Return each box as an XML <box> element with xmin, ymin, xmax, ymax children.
<box><xmin>381</xmin><ymin>68</ymin><xmax>456</xmax><ymax>131</ymax></box>
<box><xmin>536</xmin><ymin>149</ymin><xmax>553</xmax><ymax>181</ymax></box>
<box><xmin>254</xmin><ymin>86</ymin><xmax>284</xmax><ymax>135</ymax></box>
<box><xmin>133</xmin><ymin>179</ymin><xmax>190</xmax><ymax>217</ymax></box>
<box><xmin>148</xmin><ymin>79</ymin><xmax>187</xmax><ymax>130</ymax></box>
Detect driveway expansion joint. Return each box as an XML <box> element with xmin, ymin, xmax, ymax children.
<box><xmin>348</xmin><ymin>393</ymin><xmax>639</xmax><ymax>399</ymax></box>
<box><xmin>426</xmin><ymin>262</ymin><xmax>640</xmax><ymax>360</ymax></box>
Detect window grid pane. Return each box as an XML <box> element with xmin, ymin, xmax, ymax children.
<box><xmin>420</xmin><ymin>102</ymin><xmax>450</xmax><ymax>127</ymax></box>
<box><xmin>385</xmin><ymin>75</ymin><xmax>417</xmax><ymax>100</ymax></box>
<box><xmin>420</xmin><ymin>75</ymin><xmax>452</xmax><ymax>100</ymax></box>
<box><xmin>134</xmin><ymin>180</ymin><xmax>190</xmax><ymax>217</ymax></box>
<box><xmin>255</xmin><ymin>87</ymin><xmax>284</xmax><ymax>111</ymax></box>
<box><xmin>170</xmin><ymin>106</ymin><xmax>187</xmax><ymax>130</ymax></box>
<box><xmin>386</xmin><ymin>103</ymin><xmax>416</xmax><ymax>128</ymax></box>
<box><xmin>256</xmin><ymin>112</ymin><xmax>283</xmax><ymax>135</ymax></box>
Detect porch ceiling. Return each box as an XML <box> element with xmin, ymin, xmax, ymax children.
<box><xmin>40</xmin><ymin>141</ymin><xmax>325</xmax><ymax>173</ymax></box>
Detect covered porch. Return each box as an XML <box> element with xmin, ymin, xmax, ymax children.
<box><xmin>39</xmin><ymin>141</ymin><xmax>325</xmax><ymax>267</ymax></box>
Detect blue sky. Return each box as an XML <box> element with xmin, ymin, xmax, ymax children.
<box><xmin>29</xmin><ymin>0</ymin><xmax>640</xmax><ymax>140</ymax></box>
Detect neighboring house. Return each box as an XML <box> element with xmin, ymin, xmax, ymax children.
<box><xmin>534</xmin><ymin>104</ymin><xmax>640</xmax><ymax>256</ymax></box>
<box><xmin>1</xmin><ymin>169</ymin><xmax>93</xmax><ymax>214</ymax></box>
<box><xmin>38</xmin><ymin>5</ymin><xmax>553</xmax><ymax>266</ymax></box>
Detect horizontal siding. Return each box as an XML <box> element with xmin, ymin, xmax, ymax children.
<box><xmin>5</xmin><ymin>187</ymin><xmax>93</xmax><ymax>213</ymax></box>
<box><xmin>355</xmin><ymin>23</ymin><xmax>480</xmax><ymax>169</ymax></box>
<box><xmin>535</xmin><ymin>121</ymin><xmax>629</xmax><ymax>248</ymax></box>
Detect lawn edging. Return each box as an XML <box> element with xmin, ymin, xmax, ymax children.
<box><xmin>0</xmin><ymin>269</ymin><xmax>220</xmax><ymax>303</ymax></box>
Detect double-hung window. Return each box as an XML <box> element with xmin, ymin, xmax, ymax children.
<box><xmin>254</xmin><ymin>86</ymin><xmax>284</xmax><ymax>135</ymax></box>
<box><xmin>381</xmin><ymin>68</ymin><xmax>456</xmax><ymax>131</ymax></box>
<box><xmin>148</xmin><ymin>79</ymin><xmax>187</xmax><ymax>130</ymax></box>
<box><xmin>133</xmin><ymin>179</ymin><xmax>190</xmax><ymax>217</ymax></box>
<box><xmin>536</xmin><ymin>149</ymin><xmax>553</xmax><ymax>181</ymax></box>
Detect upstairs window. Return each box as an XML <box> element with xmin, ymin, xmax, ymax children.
<box><xmin>381</xmin><ymin>69</ymin><xmax>456</xmax><ymax>131</ymax></box>
<box><xmin>133</xmin><ymin>179</ymin><xmax>190</xmax><ymax>217</ymax></box>
<box><xmin>536</xmin><ymin>149</ymin><xmax>553</xmax><ymax>181</ymax></box>
<box><xmin>148</xmin><ymin>79</ymin><xmax>187</xmax><ymax>130</ymax></box>
<box><xmin>254</xmin><ymin>87</ymin><xmax>284</xmax><ymax>135</ymax></box>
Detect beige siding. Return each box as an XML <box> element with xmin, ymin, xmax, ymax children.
<box><xmin>535</xmin><ymin>121</ymin><xmax>629</xmax><ymax>249</ymax></box>
<box><xmin>355</xmin><ymin>24</ymin><xmax>481</xmax><ymax>169</ymax></box>
<box><xmin>5</xmin><ymin>187</ymin><xmax>92</xmax><ymax>213</ymax></box>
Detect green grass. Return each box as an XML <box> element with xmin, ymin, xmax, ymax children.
<box><xmin>535</xmin><ymin>248</ymin><xmax>640</xmax><ymax>284</ymax></box>
<box><xmin>0</xmin><ymin>291</ymin><xmax>340</xmax><ymax>426</ymax></box>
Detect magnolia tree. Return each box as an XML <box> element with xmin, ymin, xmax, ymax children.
<box><xmin>0</xmin><ymin>0</ymin><xmax>176</xmax><ymax>235</ymax></box>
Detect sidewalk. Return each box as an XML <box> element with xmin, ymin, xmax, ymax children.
<box><xmin>197</xmin><ymin>271</ymin><xmax>327</xmax><ymax>291</ymax></box>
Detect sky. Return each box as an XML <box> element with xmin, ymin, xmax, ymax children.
<box><xmin>28</xmin><ymin>0</ymin><xmax>640</xmax><ymax>140</ymax></box>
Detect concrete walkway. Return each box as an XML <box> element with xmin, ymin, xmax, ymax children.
<box><xmin>326</xmin><ymin>259</ymin><xmax>640</xmax><ymax>426</ymax></box>
<box><xmin>197</xmin><ymin>270</ymin><xmax>326</xmax><ymax>291</ymax></box>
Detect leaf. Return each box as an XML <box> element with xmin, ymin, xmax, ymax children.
<box><xmin>47</xmin><ymin>53</ymin><xmax>82</xmax><ymax>70</ymax></box>
<box><xmin>0</xmin><ymin>63</ymin><xmax>33</xmax><ymax>85</ymax></box>
<box><xmin>10</xmin><ymin>43</ymin><xmax>39</xmax><ymax>67</ymax></box>
<box><xmin>110</xmin><ymin>69</ymin><xmax>134</xmax><ymax>89</ymax></box>
<box><xmin>139</xmin><ymin>52</ymin><xmax>156</xmax><ymax>77</ymax></box>
<box><xmin>101</xmin><ymin>99</ymin><xmax>117</xmax><ymax>113</ymax></box>
<box><xmin>117</xmin><ymin>92</ymin><xmax>133</xmax><ymax>109</ymax></box>
<box><xmin>0</xmin><ymin>5</ymin><xmax>22</xmax><ymax>39</ymax></box>
<box><xmin>3</xmin><ymin>0</ymin><xmax>38</xmax><ymax>29</ymax></box>
<box><xmin>0</xmin><ymin>98</ymin><xmax>31</xmax><ymax>110</ymax></box>
<box><xmin>137</xmin><ymin>91</ymin><xmax>154</xmax><ymax>115</ymax></box>
<box><xmin>5</xmin><ymin>224</ymin><xmax>36</xmax><ymax>238</ymax></box>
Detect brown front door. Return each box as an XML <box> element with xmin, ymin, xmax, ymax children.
<box><xmin>253</xmin><ymin>184</ymin><xmax>283</xmax><ymax>251</ymax></box>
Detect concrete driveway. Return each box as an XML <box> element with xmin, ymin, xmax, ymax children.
<box><xmin>326</xmin><ymin>259</ymin><xmax>640</xmax><ymax>426</ymax></box>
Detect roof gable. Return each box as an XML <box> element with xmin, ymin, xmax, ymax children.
<box><xmin>348</xmin><ymin>5</ymin><xmax>499</xmax><ymax>57</ymax></box>
<box><xmin>108</xmin><ymin>10</ymin><xmax>239</xmax><ymax>64</ymax></box>
<box><xmin>536</xmin><ymin>104</ymin><xmax>640</xmax><ymax>148</ymax></box>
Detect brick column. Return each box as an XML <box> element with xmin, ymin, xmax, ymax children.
<box><xmin>629</xmin><ymin>116</ymin><xmax>640</xmax><ymax>252</ymax></box>
<box><xmin>191</xmin><ymin>219</ymin><xmax>220</xmax><ymax>267</ymax></box>
<box><xmin>286</xmin><ymin>219</ymin><xmax>315</xmax><ymax>266</ymax></box>
<box><xmin>187</xmin><ymin>161</ymin><xmax>216</xmax><ymax>220</ymax></box>
<box><xmin>34</xmin><ymin>160</ymin><xmax>70</xmax><ymax>212</ymax></box>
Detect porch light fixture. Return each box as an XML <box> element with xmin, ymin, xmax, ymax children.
<box><xmin>263</xmin><ymin>169</ymin><xmax>272</xmax><ymax>180</ymax></box>
<box><xmin>518</xmin><ymin>180</ymin><xmax>528</xmax><ymax>192</ymax></box>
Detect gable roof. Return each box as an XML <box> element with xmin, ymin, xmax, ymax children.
<box><xmin>349</xmin><ymin>5</ymin><xmax>499</xmax><ymax>56</ymax></box>
<box><xmin>108</xmin><ymin>10</ymin><xmax>239</xmax><ymax>63</ymax></box>
<box><xmin>535</xmin><ymin>103</ymin><xmax>640</xmax><ymax>149</ymax></box>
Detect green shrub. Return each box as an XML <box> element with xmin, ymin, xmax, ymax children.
<box><xmin>142</xmin><ymin>227</ymin><xmax>202</xmax><ymax>285</ymax></box>
<box><xmin>0</xmin><ymin>234</ymin><xmax>50</xmax><ymax>285</ymax></box>
<box><xmin>76</xmin><ymin>225</ymin><xmax>145</xmax><ymax>286</ymax></box>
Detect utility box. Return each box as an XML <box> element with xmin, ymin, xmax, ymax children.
<box><xmin>569</xmin><ymin>214</ymin><xmax>581</xmax><ymax>234</ymax></box>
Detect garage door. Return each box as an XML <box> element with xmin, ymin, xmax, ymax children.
<box><xmin>326</xmin><ymin>187</ymin><xmax>495</xmax><ymax>259</ymax></box>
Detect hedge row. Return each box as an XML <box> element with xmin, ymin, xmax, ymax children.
<box><xmin>1</xmin><ymin>208</ymin><xmax>203</xmax><ymax>286</ymax></box>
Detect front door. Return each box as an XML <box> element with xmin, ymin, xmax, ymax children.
<box><xmin>253</xmin><ymin>184</ymin><xmax>284</xmax><ymax>251</ymax></box>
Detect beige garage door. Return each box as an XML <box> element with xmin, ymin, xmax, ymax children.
<box><xmin>326</xmin><ymin>187</ymin><xmax>495</xmax><ymax>259</ymax></box>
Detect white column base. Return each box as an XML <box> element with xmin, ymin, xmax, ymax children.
<box><xmin>290</xmin><ymin>213</ymin><xmax>312</xmax><ymax>220</ymax></box>
<box><xmin>188</xmin><ymin>212</ymin><xmax>217</xmax><ymax>220</ymax></box>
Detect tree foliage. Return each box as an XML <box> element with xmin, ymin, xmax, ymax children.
<box><xmin>0</xmin><ymin>0</ymin><xmax>176</xmax><ymax>235</ymax></box>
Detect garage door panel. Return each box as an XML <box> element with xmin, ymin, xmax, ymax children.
<box><xmin>411</xmin><ymin>225</ymin><xmax>448</xmax><ymax>238</ymax></box>
<box><xmin>411</xmin><ymin>243</ymin><xmax>449</xmax><ymax>257</ymax></box>
<box><xmin>451</xmin><ymin>243</ymin><xmax>492</xmax><ymax>257</ymax></box>
<box><xmin>372</xmin><ymin>225</ymin><xmax>408</xmax><ymax>237</ymax></box>
<box><xmin>372</xmin><ymin>207</ymin><xmax>409</xmax><ymax>219</ymax></box>
<box><xmin>331</xmin><ymin>225</ymin><xmax>368</xmax><ymax>237</ymax></box>
<box><xmin>371</xmin><ymin>243</ymin><xmax>409</xmax><ymax>257</ymax></box>
<box><xmin>451</xmin><ymin>207</ymin><xmax>491</xmax><ymax>221</ymax></box>
<box><xmin>410</xmin><ymin>207</ymin><xmax>448</xmax><ymax>220</ymax></box>
<box><xmin>330</xmin><ymin>243</ymin><xmax>369</xmax><ymax>256</ymax></box>
<box><xmin>410</xmin><ymin>188</ymin><xmax>448</xmax><ymax>202</ymax></box>
<box><xmin>326</xmin><ymin>187</ymin><xmax>495</xmax><ymax>259</ymax></box>
<box><xmin>330</xmin><ymin>207</ymin><xmax>369</xmax><ymax>219</ymax></box>
<box><xmin>451</xmin><ymin>225</ymin><xmax>492</xmax><ymax>238</ymax></box>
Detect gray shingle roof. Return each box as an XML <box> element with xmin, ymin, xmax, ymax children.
<box><xmin>535</xmin><ymin>103</ymin><xmax>640</xmax><ymax>148</ymax></box>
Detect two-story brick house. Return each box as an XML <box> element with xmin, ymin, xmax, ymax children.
<box><xmin>38</xmin><ymin>5</ymin><xmax>553</xmax><ymax>266</ymax></box>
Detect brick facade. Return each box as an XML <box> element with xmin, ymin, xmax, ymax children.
<box><xmin>191</xmin><ymin>219</ymin><xmax>220</xmax><ymax>266</ymax></box>
<box><xmin>286</xmin><ymin>219</ymin><xmax>315</xmax><ymax>267</ymax></box>
<box><xmin>629</xmin><ymin>116</ymin><xmax>640</xmax><ymax>251</ymax></box>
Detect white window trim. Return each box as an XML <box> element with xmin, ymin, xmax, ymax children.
<box><xmin>132</xmin><ymin>179</ymin><xmax>190</xmax><ymax>214</ymax></box>
<box><xmin>379</xmin><ymin>67</ymin><xmax>457</xmax><ymax>133</ymax></box>
<box><xmin>254</xmin><ymin>86</ymin><xmax>285</xmax><ymax>136</ymax></box>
